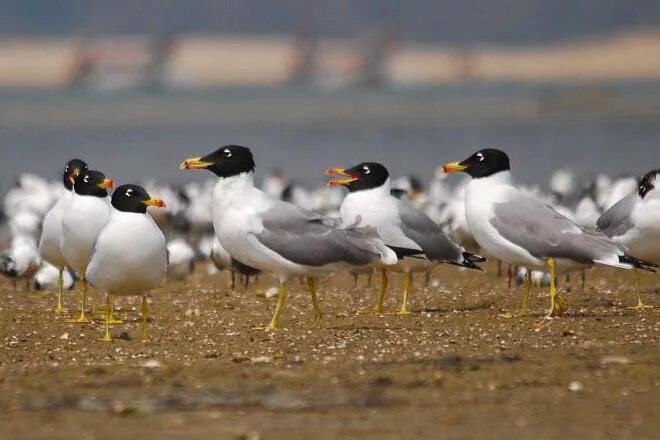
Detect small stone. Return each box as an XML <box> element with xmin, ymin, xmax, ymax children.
<box><xmin>600</xmin><ymin>355</ymin><xmax>631</xmax><ymax>365</ymax></box>
<box><xmin>59</xmin><ymin>333</ymin><xmax>69</xmax><ymax>340</ymax></box>
<box><xmin>141</xmin><ymin>359</ymin><xmax>161</xmax><ymax>369</ymax></box>
<box><xmin>250</xmin><ymin>355</ymin><xmax>272</xmax><ymax>364</ymax></box>
<box><xmin>568</xmin><ymin>381</ymin><xmax>583</xmax><ymax>392</ymax></box>
<box><xmin>264</xmin><ymin>287</ymin><xmax>279</xmax><ymax>299</ymax></box>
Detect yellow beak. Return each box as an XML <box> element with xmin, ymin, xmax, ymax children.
<box><xmin>180</xmin><ymin>157</ymin><xmax>213</xmax><ymax>170</ymax></box>
<box><xmin>97</xmin><ymin>179</ymin><xmax>115</xmax><ymax>189</ymax></box>
<box><xmin>325</xmin><ymin>167</ymin><xmax>358</xmax><ymax>187</ymax></box>
<box><xmin>142</xmin><ymin>197</ymin><xmax>166</xmax><ymax>208</ymax></box>
<box><xmin>442</xmin><ymin>162</ymin><xmax>468</xmax><ymax>173</ymax></box>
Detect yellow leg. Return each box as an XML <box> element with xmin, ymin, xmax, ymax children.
<box><xmin>397</xmin><ymin>273</ymin><xmax>412</xmax><ymax>315</ymax></box>
<box><xmin>107</xmin><ymin>295</ymin><xmax>123</xmax><ymax>324</ymax></box>
<box><xmin>306</xmin><ymin>277</ymin><xmax>323</xmax><ymax>323</ymax></box>
<box><xmin>100</xmin><ymin>295</ymin><xmax>112</xmax><ymax>342</ymax></box>
<box><xmin>547</xmin><ymin>258</ymin><xmax>568</xmax><ymax>317</ymax></box>
<box><xmin>358</xmin><ymin>268</ymin><xmax>388</xmax><ymax>314</ymax></box>
<box><xmin>140</xmin><ymin>296</ymin><xmax>149</xmax><ymax>341</ymax></box>
<box><xmin>628</xmin><ymin>271</ymin><xmax>653</xmax><ymax>310</ymax></box>
<box><xmin>68</xmin><ymin>277</ymin><xmax>91</xmax><ymax>323</ymax></box>
<box><xmin>54</xmin><ymin>268</ymin><xmax>66</xmax><ymax>314</ymax></box>
<box><xmin>267</xmin><ymin>282</ymin><xmax>289</xmax><ymax>331</ymax></box>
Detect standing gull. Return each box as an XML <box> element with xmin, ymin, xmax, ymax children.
<box><xmin>61</xmin><ymin>170</ymin><xmax>114</xmax><ymax>323</ymax></box>
<box><xmin>327</xmin><ymin>162</ymin><xmax>485</xmax><ymax>314</ymax></box>
<box><xmin>180</xmin><ymin>145</ymin><xmax>398</xmax><ymax>330</ymax></box>
<box><xmin>597</xmin><ymin>169</ymin><xmax>660</xmax><ymax>309</ymax></box>
<box><xmin>87</xmin><ymin>184</ymin><xmax>167</xmax><ymax>341</ymax></box>
<box><xmin>443</xmin><ymin>149</ymin><xmax>656</xmax><ymax>317</ymax></box>
<box><xmin>38</xmin><ymin>158</ymin><xmax>88</xmax><ymax>313</ymax></box>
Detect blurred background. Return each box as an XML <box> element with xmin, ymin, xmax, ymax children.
<box><xmin>1</xmin><ymin>0</ymin><xmax>660</xmax><ymax>193</ymax></box>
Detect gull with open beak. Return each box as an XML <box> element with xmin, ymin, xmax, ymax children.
<box><xmin>38</xmin><ymin>158</ymin><xmax>88</xmax><ymax>314</ymax></box>
<box><xmin>86</xmin><ymin>184</ymin><xmax>167</xmax><ymax>341</ymax></box>
<box><xmin>443</xmin><ymin>148</ymin><xmax>657</xmax><ymax>317</ymax></box>
<box><xmin>61</xmin><ymin>170</ymin><xmax>115</xmax><ymax>323</ymax></box>
<box><xmin>597</xmin><ymin>169</ymin><xmax>660</xmax><ymax>309</ymax></box>
<box><xmin>327</xmin><ymin>163</ymin><xmax>485</xmax><ymax>314</ymax></box>
<box><xmin>180</xmin><ymin>145</ymin><xmax>398</xmax><ymax>330</ymax></box>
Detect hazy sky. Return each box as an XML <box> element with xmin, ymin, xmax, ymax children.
<box><xmin>1</xmin><ymin>0</ymin><xmax>660</xmax><ymax>43</ymax></box>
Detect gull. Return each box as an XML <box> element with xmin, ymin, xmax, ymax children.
<box><xmin>443</xmin><ymin>148</ymin><xmax>656</xmax><ymax>317</ymax></box>
<box><xmin>326</xmin><ymin>162</ymin><xmax>485</xmax><ymax>314</ymax></box>
<box><xmin>87</xmin><ymin>184</ymin><xmax>167</xmax><ymax>341</ymax></box>
<box><xmin>38</xmin><ymin>158</ymin><xmax>88</xmax><ymax>313</ymax></box>
<box><xmin>61</xmin><ymin>170</ymin><xmax>114</xmax><ymax>323</ymax></box>
<box><xmin>597</xmin><ymin>169</ymin><xmax>660</xmax><ymax>309</ymax></box>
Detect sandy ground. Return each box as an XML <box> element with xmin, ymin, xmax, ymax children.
<box><xmin>1</xmin><ymin>262</ymin><xmax>659</xmax><ymax>439</ymax></box>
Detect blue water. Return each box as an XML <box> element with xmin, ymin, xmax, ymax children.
<box><xmin>1</xmin><ymin>85</ymin><xmax>659</xmax><ymax>194</ymax></box>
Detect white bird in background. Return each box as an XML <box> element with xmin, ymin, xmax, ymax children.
<box><xmin>61</xmin><ymin>170</ymin><xmax>114</xmax><ymax>323</ymax></box>
<box><xmin>598</xmin><ymin>169</ymin><xmax>660</xmax><ymax>309</ymax></box>
<box><xmin>87</xmin><ymin>184</ymin><xmax>167</xmax><ymax>341</ymax></box>
<box><xmin>443</xmin><ymin>149</ymin><xmax>657</xmax><ymax>317</ymax></box>
<box><xmin>166</xmin><ymin>238</ymin><xmax>196</xmax><ymax>283</ymax></box>
<box><xmin>181</xmin><ymin>145</ymin><xmax>398</xmax><ymax>330</ymax></box>
<box><xmin>0</xmin><ymin>234</ymin><xmax>41</xmax><ymax>290</ymax></box>
<box><xmin>38</xmin><ymin>158</ymin><xmax>88</xmax><ymax>313</ymax></box>
<box><xmin>34</xmin><ymin>262</ymin><xmax>76</xmax><ymax>292</ymax></box>
<box><xmin>210</xmin><ymin>236</ymin><xmax>261</xmax><ymax>290</ymax></box>
<box><xmin>327</xmin><ymin>162</ymin><xmax>485</xmax><ymax>314</ymax></box>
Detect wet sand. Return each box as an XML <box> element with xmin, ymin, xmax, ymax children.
<box><xmin>1</xmin><ymin>262</ymin><xmax>658</xmax><ymax>439</ymax></box>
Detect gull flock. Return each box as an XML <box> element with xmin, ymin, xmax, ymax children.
<box><xmin>0</xmin><ymin>147</ymin><xmax>658</xmax><ymax>341</ymax></box>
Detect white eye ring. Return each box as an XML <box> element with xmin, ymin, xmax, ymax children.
<box><xmin>83</xmin><ymin>175</ymin><xmax>90</xmax><ymax>183</ymax></box>
<box><xmin>125</xmin><ymin>189</ymin><xmax>133</xmax><ymax>197</ymax></box>
<box><xmin>476</xmin><ymin>153</ymin><xmax>484</xmax><ymax>162</ymax></box>
<box><xmin>224</xmin><ymin>149</ymin><xmax>232</xmax><ymax>158</ymax></box>
<box><xmin>363</xmin><ymin>166</ymin><xmax>371</xmax><ymax>174</ymax></box>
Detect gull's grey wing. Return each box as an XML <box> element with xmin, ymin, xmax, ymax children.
<box><xmin>396</xmin><ymin>198</ymin><xmax>463</xmax><ymax>263</ymax></box>
<box><xmin>256</xmin><ymin>201</ymin><xmax>383</xmax><ymax>267</ymax></box>
<box><xmin>596</xmin><ymin>193</ymin><xmax>637</xmax><ymax>238</ymax></box>
<box><xmin>492</xmin><ymin>194</ymin><xmax>624</xmax><ymax>263</ymax></box>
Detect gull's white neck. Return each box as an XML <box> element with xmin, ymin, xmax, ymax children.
<box><xmin>466</xmin><ymin>170</ymin><xmax>514</xmax><ymax>203</ymax></box>
<box><xmin>213</xmin><ymin>171</ymin><xmax>260</xmax><ymax>208</ymax></box>
<box><xmin>344</xmin><ymin>178</ymin><xmax>392</xmax><ymax>202</ymax></box>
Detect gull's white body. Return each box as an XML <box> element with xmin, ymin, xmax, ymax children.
<box><xmin>339</xmin><ymin>179</ymin><xmax>431</xmax><ymax>273</ymax></box>
<box><xmin>609</xmin><ymin>192</ymin><xmax>660</xmax><ymax>262</ymax></box>
<box><xmin>465</xmin><ymin>171</ymin><xmax>587</xmax><ymax>270</ymax></box>
<box><xmin>61</xmin><ymin>192</ymin><xmax>111</xmax><ymax>276</ymax></box>
<box><xmin>86</xmin><ymin>209</ymin><xmax>167</xmax><ymax>296</ymax></box>
<box><xmin>212</xmin><ymin>173</ymin><xmax>394</xmax><ymax>279</ymax></box>
<box><xmin>39</xmin><ymin>190</ymin><xmax>71</xmax><ymax>269</ymax></box>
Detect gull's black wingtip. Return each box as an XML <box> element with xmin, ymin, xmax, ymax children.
<box><xmin>387</xmin><ymin>246</ymin><xmax>426</xmax><ymax>260</ymax></box>
<box><xmin>448</xmin><ymin>252</ymin><xmax>487</xmax><ymax>271</ymax></box>
<box><xmin>619</xmin><ymin>255</ymin><xmax>658</xmax><ymax>272</ymax></box>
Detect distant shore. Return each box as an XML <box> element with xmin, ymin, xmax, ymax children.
<box><xmin>1</xmin><ymin>28</ymin><xmax>660</xmax><ymax>89</ymax></box>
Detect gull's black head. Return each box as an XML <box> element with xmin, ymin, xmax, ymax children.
<box><xmin>112</xmin><ymin>184</ymin><xmax>166</xmax><ymax>213</ymax></box>
<box><xmin>326</xmin><ymin>162</ymin><xmax>390</xmax><ymax>192</ymax></box>
<box><xmin>62</xmin><ymin>159</ymin><xmax>89</xmax><ymax>190</ymax></box>
<box><xmin>180</xmin><ymin>145</ymin><xmax>255</xmax><ymax>178</ymax></box>
<box><xmin>443</xmin><ymin>148</ymin><xmax>511</xmax><ymax>179</ymax></box>
<box><xmin>73</xmin><ymin>170</ymin><xmax>114</xmax><ymax>197</ymax></box>
<box><xmin>638</xmin><ymin>169</ymin><xmax>659</xmax><ymax>199</ymax></box>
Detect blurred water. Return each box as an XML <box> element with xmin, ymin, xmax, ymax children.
<box><xmin>1</xmin><ymin>84</ymin><xmax>659</xmax><ymax>195</ymax></box>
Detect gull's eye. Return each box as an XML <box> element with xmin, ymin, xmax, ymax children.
<box><xmin>476</xmin><ymin>152</ymin><xmax>484</xmax><ymax>162</ymax></box>
<box><xmin>363</xmin><ymin>166</ymin><xmax>371</xmax><ymax>175</ymax></box>
<box><xmin>83</xmin><ymin>175</ymin><xmax>90</xmax><ymax>183</ymax></box>
<box><xmin>125</xmin><ymin>188</ymin><xmax>133</xmax><ymax>197</ymax></box>
<box><xmin>223</xmin><ymin>149</ymin><xmax>232</xmax><ymax>158</ymax></box>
